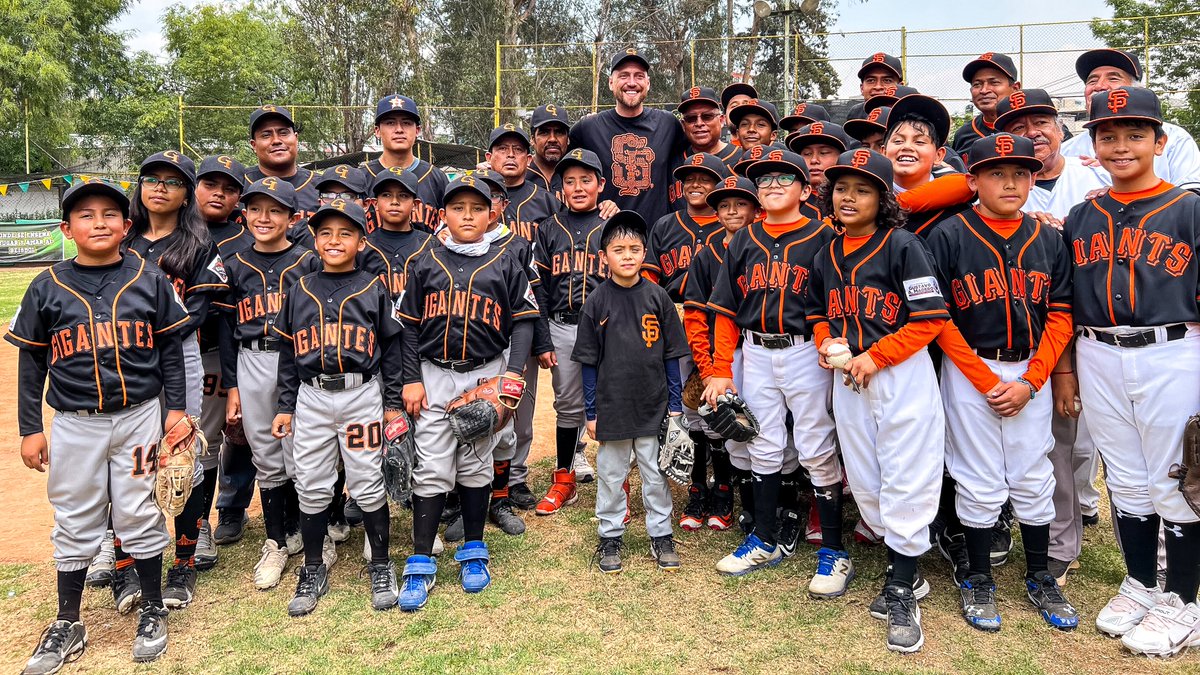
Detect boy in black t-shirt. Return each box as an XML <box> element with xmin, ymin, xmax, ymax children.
<box><xmin>573</xmin><ymin>211</ymin><xmax>690</xmax><ymax>574</ymax></box>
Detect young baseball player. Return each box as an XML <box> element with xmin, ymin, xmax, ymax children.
<box><xmin>395</xmin><ymin>175</ymin><xmax>538</xmax><ymax>610</ymax></box>
<box><xmin>680</xmin><ymin>175</ymin><xmax>761</xmax><ymax>531</ymax></box>
<box><xmin>532</xmin><ymin>149</ymin><xmax>610</xmax><ymax>515</ymax></box>
<box><xmin>704</xmin><ymin>150</ymin><xmax>843</xmax><ymax>586</ymax></box>
<box><xmin>14</xmin><ymin>179</ymin><xmax>189</xmax><ymax>670</ymax></box>
<box><xmin>573</xmin><ymin>210</ymin><xmax>689</xmax><ymax>573</ymax></box>
<box><xmin>951</xmin><ymin>52</ymin><xmax>1021</xmax><ymax>156</ymax></box>
<box><xmin>270</xmin><ymin>198</ymin><xmax>405</xmax><ymax>615</ymax></box>
<box><xmin>844</xmin><ymin>53</ymin><xmax>905</xmax><ymax>122</ymax></box>
<box><xmin>216</xmin><ymin>177</ymin><xmax>321</xmax><ymax>592</ymax></box>
<box><xmin>726</xmin><ymin>99</ymin><xmax>780</xmax><ymax>155</ymax></box>
<box><xmin>720</xmin><ymin>82</ymin><xmax>758</xmax><ymax>148</ymax></box>
<box><xmin>806</xmin><ymin>148</ymin><xmax>949</xmax><ymax>652</ymax></box>
<box><xmin>361</xmin><ymin>168</ymin><xmax>435</xmax><ymax>300</ymax></box>
<box><xmin>884</xmin><ymin>94</ymin><xmax>974</xmax><ymax>237</ymax></box>
<box><xmin>119</xmin><ymin>150</ymin><xmax>229</xmax><ymax>612</ymax></box>
<box><xmin>786</xmin><ymin>121</ymin><xmax>853</xmax><ymax>220</ymax></box>
<box><xmin>364</xmin><ymin>94</ymin><xmax>449</xmax><ymax>232</ymax></box>
<box><xmin>1062</xmin><ymin>87</ymin><xmax>1200</xmax><ymax>656</ymax></box>
<box><xmin>926</xmin><ymin>133</ymin><xmax>1079</xmax><ymax>632</ymax></box>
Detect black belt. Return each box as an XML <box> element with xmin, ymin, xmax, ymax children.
<box><xmin>551</xmin><ymin>310</ymin><xmax>581</xmax><ymax>325</ymax></box>
<box><xmin>1081</xmin><ymin>324</ymin><xmax>1187</xmax><ymax>348</ymax></box>
<box><xmin>303</xmin><ymin>373</ymin><xmax>369</xmax><ymax>391</ymax></box>
<box><xmin>428</xmin><ymin>356</ymin><xmax>489</xmax><ymax>373</ymax></box>
<box><xmin>747</xmin><ymin>332</ymin><xmax>806</xmax><ymax>349</ymax></box>
<box><xmin>58</xmin><ymin>397</ymin><xmax>153</xmax><ymax>417</ymax></box>
<box><xmin>975</xmin><ymin>347</ymin><xmax>1032</xmax><ymax>362</ymax></box>
<box><xmin>241</xmin><ymin>337</ymin><xmax>280</xmax><ymax>352</ymax></box>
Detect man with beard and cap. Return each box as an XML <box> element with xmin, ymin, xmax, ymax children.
<box><xmin>246</xmin><ymin>105</ymin><xmax>320</xmax><ymax>217</ymax></box>
<box><xmin>951</xmin><ymin>52</ymin><xmax>1022</xmax><ymax>156</ymax></box>
<box><xmin>526</xmin><ymin>104</ymin><xmax>571</xmax><ymax>202</ymax></box>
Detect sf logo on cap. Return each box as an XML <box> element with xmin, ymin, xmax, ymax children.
<box><xmin>767</xmin><ymin>150</ymin><xmax>783</xmax><ymax>161</ymax></box>
<box><xmin>723</xmin><ymin>176</ymin><xmax>738</xmax><ymax>188</ymax></box>
<box><xmin>851</xmin><ymin>149</ymin><xmax>871</xmax><ymax>168</ymax></box>
<box><xmin>871</xmin><ymin>53</ymin><xmax>886</xmax><ymax>63</ymax></box>
<box><xmin>810</xmin><ymin>122</ymin><xmax>824</xmax><ymax>134</ymax></box>
<box><xmin>994</xmin><ymin>135</ymin><xmax>1015</xmax><ymax>156</ymax></box>
<box><xmin>884</xmin><ymin>85</ymin><xmax>897</xmax><ymax>96</ymax></box>
<box><xmin>1009</xmin><ymin>91</ymin><xmax>1027</xmax><ymax>109</ymax></box>
<box><xmin>262</xmin><ymin>177</ymin><xmax>279</xmax><ymax>191</ymax></box>
<box><xmin>690</xmin><ymin>154</ymin><xmax>705</xmax><ymax>166</ymax></box>
<box><xmin>748</xmin><ymin>146</ymin><xmax>764</xmax><ymax>160</ymax></box>
<box><xmin>689</xmin><ymin>87</ymin><xmax>701</xmax><ymax>99</ymax></box>
<box><xmin>1107</xmin><ymin>89</ymin><xmax>1129</xmax><ymax>113</ymax></box>
<box><xmin>867</xmin><ymin>109</ymin><xmax>882</xmax><ymax>122</ymax></box>
<box><xmin>217</xmin><ymin>155</ymin><xmax>233</xmax><ymax>169</ymax></box>
<box><xmin>980</xmin><ymin>52</ymin><xmax>994</xmax><ymax>61</ymax></box>
<box><xmin>330</xmin><ymin>198</ymin><xmax>347</xmax><ymax>211</ymax></box>
<box><xmin>794</xmin><ymin>103</ymin><xmax>807</xmax><ymax>114</ymax></box>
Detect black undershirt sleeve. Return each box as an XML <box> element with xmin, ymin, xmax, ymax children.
<box><xmin>532</xmin><ymin>283</ymin><xmax>555</xmax><ymax>354</ymax></box>
<box><xmin>401</xmin><ymin>325</ymin><xmax>422</xmax><ymax>385</ymax></box>
<box><xmin>505</xmin><ymin>320</ymin><xmax>534</xmax><ymax>376</ymax></box>
<box><xmin>159</xmin><ymin>331</ymin><xmax>187</xmax><ymax>411</ymax></box>
<box><xmin>17</xmin><ymin>348</ymin><xmax>49</xmax><ymax>436</ymax></box>
<box><xmin>275</xmin><ymin>333</ymin><xmax>300</xmax><ymax>415</ymax></box>
<box><xmin>218</xmin><ymin>311</ymin><xmax>239</xmax><ymax>388</ymax></box>
<box><xmin>379</xmin><ymin>332</ymin><xmax>405</xmax><ymax>410</ymax></box>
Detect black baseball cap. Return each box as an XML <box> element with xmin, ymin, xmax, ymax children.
<box><xmin>242</xmin><ymin>176</ymin><xmax>299</xmax><ymax>211</ymax></box>
<box><xmin>824</xmin><ymin>148</ymin><xmax>894</xmax><ymax>193</ymax></box>
<box><xmin>1075</xmin><ymin>49</ymin><xmax>1142</xmax><ymax>82</ymax></box>
<box><xmin>673</xmin><ymin>152</ymin><xmax>729</xmax><ymax>182</ymax></box>
<box><xmin>858</xmin><ymin>53</ymin><xmax>904</xmax><ymax>81</ymax></box>
<box><xmin>370</xmin><ymin>167</ymin><xmax>419</xmax><ymax>198</ymax></box>
<box><xmin>779</xmin><ymin>102</ymin><xmax>831</xmax><ymax>131</ymax></box>
<box><xmin>196</xmin><ymin>155</ymin><xmax>246</xmax><ymax>189</ymax></box>
<box><xmin>611</xmin><ymin>47</ymin><xmax>649</xmax><ymax>72</ymax></box>
<box><xmin>720</xmin><ymin>83</ymin><xmax>759</xmax><ymax>110</ymax></box>
<box><xmin>488</xmin><ymin>123</ymin><xmax>531</xmax><ymax>150</ymax></box>
<box><xmin>470</xmin><ymin>168</ymin><xmax>508</xmax><ymax>199</ymax></box>
<box><xmin>374</xmin><ymin>94</ymin><xmax>421</xmax><ymax>125</ymax></box>
<box><xmin>966</xmin><ymin>132</ymin><xmax>1043</xmax><ymax>173</ymax></box>
<box><xmin>865</xmin><ymin>85</ymin><xmax>919</xmax><ymax>113</ymax></box>
<box><xmin>845</xmin><ymin>107</ymin><xmax>892</xmax><ymax>141</ymax></box>
<box><xmin>745</xmin><ymin>148</ymin><xmax>811</xmax><ymax>184</ymax></box>
<box><xmin>555</xmin><ymin>148</ymin><xmax>604</xmax><ymax>176</ymax></box>
<box><xmin>962</xmin><ymin>52</ymin><xmax>1018</xmax><ymax>82</ymax></box>
<box><xmin>994</xmin><ymin>89</ymin><xmax>1059</xmax><ymax>131</ymax></box>
<box><xmin>249</xmin><ymin>105</ymin><xmax>295</xmax><ymax>136</ymax></box>
<box><xmin>887</xmin><ymin>94</ymin><xmax>951</xmax><ymax>147</ymax></box>
<box><xmin>61</xmin><ymin>178</ymin><xmax>129</xmax><ymax>220</ymax></box>
<box><xmin>308</xmin><ymin>199</ymin><xmax>367</xmax><ymax>232</ymax></box>
<box><xmin>317</xmin><ymin>165</ymin><xmax>368</xmax><ymax>195</ymax></box>
<box><xmin>786</xmin><ymin>121</ymin><xmax>852</xmax><ymax>154</ymax></box>
<box><xmin>705</xmin><ymin>175</ymin><xmax>760</xmax><ymax>210</ymax></box>
<box><xmin>140</xmin><ymin>151</ymin><xmax>196</xmax><ymax>187</ymax></box>
<box><xmin>600</xmin><ymin>210</ymin><xmax>647</xmax><ymax>244</ymax></box>
<box><xmin>678</xmin><ymin>86</ymin><xmax>721</xmax><ymax>112</ymax></box>
<box><xmin>1084</xmin><ymin>86</ymin><xmax>1163</xmax><ymax>128</ymax></box>
<box><xmin>732</xmin><ymin>144</ymin><xmax>769</xmax><ymax>177</ymax></box>
<box><xmin>530</xmin><ymin>104</ymin><xmax>570</xmax><ymax>131</ymax></box>
<box><xmin>728</xmin><ymin>99</ymin><xmax>779</xmax><ymax>129</ymax></box>
<box><xmin>443</xmin><ymin>175</ymin><xmax>493</xmax><ymax>203</ymax></box>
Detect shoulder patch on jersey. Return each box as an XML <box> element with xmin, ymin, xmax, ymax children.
<box><xmin>523</xmin><ymin>282</ymin><xmax>539</xmax><ymax>309</ymax></box>
<box><xmin>903</xmin><ymin>276</ymin><xmax>942</xmax><ymax>302</ymax></box>
<box><xmin>171</xmin><ymin>287</ymin><xmax>188</xmax><ymax>313</ymax></box>
<box><xmin>207</xmin><ymin>255</ymin><xmax>228</xmax><ymax>283</ymax></box>
<box><xmin>392</xmin><ymin>292</ymin><xmax>405</xmax><ymax>323</ymax></box>
<box><xmin>8</xmin><ymin>305</ymin><xmax>20</xmax><ymax>332</ymax></box>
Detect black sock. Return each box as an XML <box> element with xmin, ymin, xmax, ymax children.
<box><xmin>1115</xmin><ymin>509</ymin><xmax>1161</xmax><ymax>588</ymax></box>
<box><xmin>813</xmin><ymin>482</ymin><xmax>844</xmax><ymax>551</ymax></box>
<box><xmin>1020</xmin><ymin>522</ymin><xmax>1050</xmax><ymax>578</ymax></box>
<box><xmin>891</xmin><ymin>551</ymin><xmax>918</xmax><ymax>588</ymax></box>
<box><xmin>711</xmin><ymin>445</ymin><xmax>732</xmax><ymax>487</ymax></box>
<box><xmin>1164</xmin><ymin>520</ymin><xmax>1200</xmax><ymax>603</ymax></box>
<box><xmin>751</xmin><ymin>471</ymin><xmax>782</xmax><ymax>546</ymax></box>
<box><xmin>689</xmin><ymin>431</ymin><xmax>709</xmax><ymax>487</ymax></box>
<box><xmin>412</xmin><ymin>493</ymin><xmax>447</xmax><ymax>555</ymax></box>
<box><xmin>173</xmin><ymin>487</ymin><xmax>207</xmax><ymax>564</ymax></box>
<box><xmin>939</xmin><ymin>474</ymin><xmax>963</xmax><ymax>536</ymax></box>
<box><xmin>362</xmin><ymin>503</ymin><xmax>391</xmax><ymax>565</ymax></box>
<box><xmin>260</xmin><ymin>485</ymin><xmax>288</xmax><ymax>547</ymax></box>
<box><xmin>113</xmin><ymin>536</ymin><xmax>131</xmax><ymax>565</ymax></box>
<box><xmin>134</xmin><ymin>554</ymin><xmax>163</xmax><ymax>605</ymax></box>
<box><xmin>56</xmin><ymin>569</ymin><xmax>87</xmax><ymax>622</ymax></box>
<box><xmin>300</xmin><ymin>507</ymin><xmax>331</xmax><ymax>568</ymax></box>
<box><xmin>492</xmin><ymin>460</ymin><xmax>511</xmax><ymax>500</ymax></box>
<box><xmin>733</xmin><ymin>467</ymin><xmax>754</xmax><ymax>515</ymax></box>
<box><xmin>200</xmin><ymin>467</ymin><xmax>219</xmax><ymax>518</ymax></box>
<box><xmin>555</xmin><ymin>426</ymin><xmax>577</xmax><ymax>471</ymax></box>
<box><xmin>963</xmin><ymin>526</ymin><xmax>992</xmax><ymax>579</ymax></box>
<box><xmin>329</xmin><ymin>470</ymin><xmax>347</xmax><ymax>525</ymax></box>
<box><xmin>283</xmin><ymin>480</ymin><xmax>300</xmax><ymax>534</ymax></box>
<box><xmin>778</xmin><ymin>470</ymin><xmax>801</xmax><ymax>511</ymax></box>
<box><xmin>459</xmin><ymin>484</ymin><xmax>490</xmax><ymax>542</ymax></box>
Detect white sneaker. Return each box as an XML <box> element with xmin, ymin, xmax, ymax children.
<box><xmin>363</xmin><ymin>536</ymin><xmax>372</xmax><ymax>563</ymax></box>
<box><xmin>433</xmin><ymin>534</ymin><xmax>444</xmax><ymax>556</ymax></box>
<box><xmin>715</xmin><ymin>533</ymin><xmax>782</xmax><ymax>576</ymax></box>
<box><xmin>573</xmin><ymin>449</ymin><xmax>595</xmax><ymax>483</ymax></box>
<box><xmin>253</xmin><ymin>540</ymin><xmax>289</xmax><ymax>590</ymax></box>
<box><xmin>322</xmin><ymin>536</ymin><xmax>338</xmax><ymax>570</ymax></box>
<box><xmin>808</xmin><ymin>548</ymin><xmax>855</xmax><ymax>599</ymax></box>
<box><xmin>285</xmin><ymin>530</ymin><xmax>303</xmax><ymax>557</ymax></box>
<box><xmin>1121</xmin><ymin>592</ymin><xmax>1200</xmax><ymax>657</ymax></box>
<box><xmin>86</xmin><ymin>530</ymin><xmax>116</xmax><ymax>587</ymax></box>
<box><xmin>1097</xmin><ymin>576</ymin><xmax>1160</xmax><ymax>637</ymax></box>
<box><xmin>328</xmin><ymin>521</ymin><xmax>351</xmax><ymax>543</ymax></box>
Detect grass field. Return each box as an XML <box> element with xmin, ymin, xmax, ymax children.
<box><xmin>0</xmin><ymin>265</ymin><xmax>1198</xmax><ymax>673</ymax></box>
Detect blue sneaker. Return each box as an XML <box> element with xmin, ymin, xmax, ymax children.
<box><xmin>714</xmin><ymin>533</ymin><xmax>782</xmax><ymax>576</ymax></box>
<box><xmin>808</xmin><ymin>547</ymin><xmax>855</xmax><ymax>598</ymax></box>
<box><xmin>398</xmin><ymin>555</ymin><xmax>437</xmax><ymax>611</ymax></box>
<box><xmin>959</xmin><ymin>574</ymin><xmax>1001</xmax><ymax>632</ymax></box>
<box><xmin>454</xmin><ymin>541</ymin><xmax>491</xmax><ymax>593</ymax></box>
<box><xmin>1026</xmin><ymin>571</ymin><xmax>1079</xmax><ymax>631</ymax></box>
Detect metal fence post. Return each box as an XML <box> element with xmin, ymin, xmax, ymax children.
<box><xmin>591</xmin><ymin>41</ymin><xmax>599</xmax><ymax>114</ymax></box>
<box><xmin>1019</xmin><ymin>24</ymin><xmax>1025</xmax><ymax>81</ymax></box>
<box><xmin>1143</xmin><ymin>17</ymin><xmax>1151</xmax><ymax>85</ymax></box>
<box><xmin>494</xmin><ymin>40</ymin><xmax>502</xmax><ymax>127</ymax></box>
<box><xmin>689</xmin><ymin>39</ymin><xmax>696</xmax><ymax>87</ymax></box>
<box><xmin>24</xmin><ymin>99</ymin><xmax>30</xmax><ymax>174</ymax></box>
<box><xmin>178</xmin><ymin>96</ymin><xmax>185</xmax><ymax>154</ymax></box>
<box><xmin>900</xmin><ymin>26</ymin><xmax>907</xmax><ymax>79</ymax></box>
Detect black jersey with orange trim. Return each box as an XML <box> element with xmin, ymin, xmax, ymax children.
<box><xmin>709</xmin><ymin>218</ymin><xmax>836</xmax><ymax>335</ymax></box>
<box><xmin>245</xmin><ymin>167</ymin><xmax>319</xmax><ymax>217</ymax></box>
<box><xmin>525</xmin><ymin>165</ymin><xmax>564</xmax><ymax>204</ymax></box>
<box><xmin>5</xmin><ymin>254</ymin><xmax>190</xmax><ymax>413</ymax></box>
<box><xmin>1063</xmin><ymin>185</ymin><xmax>1200</xmax><ymax>327</ymax></box>
<box><xmin>217</xmin><ymin>244</ymin><xmax>320</xmax><ymax>342</ymax></box>
<box><xmin>681</xmin><ymin>237</ymin><xmax>729</xmax><ymax>358</ymax></box>
<box><xmin>645</xmin><ymin>210</ymin><xmax>724</xmax><ymax>302</ymax></box>
<box><xmin>359</xmin><ymin>228</ymin><xmax>435</xmax><ymax>299</ymax></box>
<box><xmin>199</xmin><ymin>218</ymin><xmax>255</xmax><ymax>351</ymax></box>
<box><xmin>502</xmin><ymin>180</ymin><xmax>560</xmax><ymax>243</ymax></box>
<box><xmin>668</xmin><ymin>144</ymin><xmax>742</xmax><ymax>205</ymax></box>
<box><xmin>805</xmin><ymin>226</ymin><xmax>950</xmax><ymax>352</ymax></box>
<box><xmin>127</xmin><ymin>231</ymin><xmax>228</xmax><ymax>335</ymax></box>
<box><xmin>951</xmin><ymin>114</ymin><xmax>996</xmax><ymax>157</ymax></box>
<box><xmin>802</xmin><ymin>198</ymin><xmax>824</xmax><ymax>222</ymax></box>
<box><xmin>534</xmin><ymin>208</ymin><xmax>609</xmax><ymax>313</ymax></box>
<box><xmin>363</xmin><ymin>156</ymin><xmax>449</xmax><ymax>233</ymax></box>
<box><xmin>926</xmin><ymin>209</ymin><xmax>1072</xmax><ymax>350</ymax></box>
<box><xmin>396</xmin><ymin>245</ymin><xmax>540</xmax><ymax>363</ymax></box>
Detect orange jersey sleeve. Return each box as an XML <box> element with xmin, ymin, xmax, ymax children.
<box><xmin>711</xmin><ymin>312</ymin><xmax>739</xmax><ymax>378</ymax></box>
<box><xmin>934</xmin><ymin>320</ymin><xmax>1003</xmax><ymax>394</ymax></box>
<box><xmin>683</xmin><ymin>307</ymin><xmax>714</xmax><ymax>379</ymax></box>
<box><xmin>897</xmin><ymin>174</ymin><xmax>974</xmax><ymax>214</ymax></box>
<box><xmin>1022</xmin><ymin>311</ymin><xmax>1074</xmax><ymax>391</ymax></box>
<box><xmin>867</xmin><ymin>318</ymin><xmax>947</xmax><ymax>369</ymax></box>
<box><xmin>812</xmin><ymin>321</ymin><xmax>832</xmax><ymax>349</ymax></box>
<box><xmin>641</xmin><ymin>268</ymin><xmax>660</xmax><ymax>284</ymax></box>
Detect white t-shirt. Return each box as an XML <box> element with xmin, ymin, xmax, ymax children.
<box><xmin>1060</xmin><ymin>121</ymin><xmax>1200</xmax><ymax>191</ymax></box>
<box><xmin>1025</xmin><ymin>156</ymin><xmax>1109</xmax><ymax>219</ymax></box>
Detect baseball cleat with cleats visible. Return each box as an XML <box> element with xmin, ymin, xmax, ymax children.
<box><xmin>959</xmin><ymin>574</ymin><xmax>1001</xmax><ymax>632</ymax></box>
<box><xmin>1026</xmin><ymin>571</ymin><xmax>1079</xmax><ymax>631</ymax></box>
<box><xmin>22</xmin><ymin>620</ymin><xmax>86</xmax><ymax>675</ymax></box>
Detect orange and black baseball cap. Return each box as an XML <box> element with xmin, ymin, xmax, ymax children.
<box><xmin>370</xmin><ymin>167</ymin><xmax>419</xmax><ymax>198</ymax></box>
<box><xmin>196</xmin><ymin>155</ymin><xmax>246</xmax><ymax>190</ymax></box>
<box><xmin>1084</xmin><ymin>86</ymin><xmax>1162</xmax><ymax>128</ymax></box>
<box><xmin>673</xmin><ymin>152</ymin><xmax>729</xmax><ymax>182</ymax></box>
<box><xmin>530</xmin><ymin>104</ymin><xmax>570</xmax><ymax>131</ymax></box>
<box><xmin>61</xmin><ymin>178</ymin><xmax>130</xmax><ymax>220</ymax></box>
<box><xmin>858</xmin><ymin>53</ymin><xmax>904</xmax><ymax>81</ymax></box>
<box><xmin>824</xmin><ymin>148</ymin><xmax>893</xmax><ymax>193</ymax></box>
<box><xmin>779</xmin><ymin>102</ymin><xmax>831</xmax><ymax>132</ymax></box>
<box><xmin>249</xmin><ymin>105</ymin><xmax>295</xmax><ymax>136</ymax></box>
<box><xmin>720</xmin><ymin>83</ymin><xmax>758</xmax><ymax>110</ymax></box>
<box><xmin>844</xmin><ymin>107</ymin><xmax>892</xmax><ymax>142</ymax></box>
<box><xmin>678</xmin><ymin>86</ymin><xmax>722</xmax><ymax>112</ymax></box>
<box><xmin>375</xmin><ymin>94</ymin><xmax>421</xmax><ymax>125</ymax></box>
<box><xmin>308</xmin><ymin>198</ymin><xmax>367</xmax><ymax>232</ymax></box>
<box><xmin>887</xmin><ymin>94</ymin><xmax>951</xmax><ymax>147</ymax></box>
<box><xmin>705</xmin><ymin>175</ymin><xmax>760</xmax><ymax>211</ymax></box>
<box><xmin>994</xmin><ymin>89</ymin><xmax>1058</xmax><ymax>132</ymax></box>
<box><xmin>600</xmin><ymin>210</ymin><xmax>648</xmax><ymax>245</ymax></box>
<box><xmin>242</xmin><ymin>176</ymin><xmax>299</xmax><ymax>211</ymax></box>
<box><xmin>732</xmin><ymin>144</ymin><xmax>768</xmax><ymax>177</ymax></box>
<box><xmin>610</xmin><ymin>48</ymin><xmax>649</xmax><ymax>72</ymax></box>
<box><xmin>962</xmin><ymin>52</ymin><xmax>1018</xmax><ymax>82</ymax></box>
<box><xmin>727</xmin><ymin>98</ymin><xmax>779</xmax><ymax>130</ymax></box>
<box><xmin>865</xmin><ymin>85</ymin><xmax>918</xmax><ymax>113</ymax></box>
<box><xmin>140</xmin><ymin>150</ymin><xmax>197</xmax><ymax>187</ymax></box>
<box><xmin>786</xmin><ymin>121</ymin><xmax>852</xmax><ymax>154</ymax></box>
<box><xmin>745</xmin><ymin>148</ymin><xmax>811</xmax><ymax>184</ymax></box>
<box><xmin>555</xmin><ymin>148</ymin><xmax>603</xmax><ymax>176</ymax></box>
<box><xmin>966</xmin><ymin>133</ymin><xmax>1043</xmax><ymax>173</ymax></box>
<box><xmin>1075</xmin><ymin>49</ymin><xmax>1142</xmax><ymax>82</ymax></box>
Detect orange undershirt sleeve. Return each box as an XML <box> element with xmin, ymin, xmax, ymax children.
<box><xmin>867</xmin><ymin>318</ymin><xmax>947</xmax><ymax>369</ymax></box>
<box><xmin>934</xmin><ymin>320</ymin><xmax>1003</xmax><ymax>394</ymax></box>
<box><xmin>683</xmin><ymin>307</ymin><xmax>714</xmax><ymax>379</ymax></box>
<box><xmin>897</xmin><ymin>174</ymin><xmax>974</xmax><ymax>213</ymax></box>
<box><xmin>1023</xmin><ymin>311</ymin><xmax>1074</xmax><ymax>391</ymax></box>
<box><xmin>711</xmin><ymin>313</ymin><xmax>740</xmax><ymax>378</ymax></box>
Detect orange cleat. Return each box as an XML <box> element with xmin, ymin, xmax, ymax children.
<box><xmin>535</xmin><ymin>469</ymin><xmax>578</xmax><ymax>516</ymax></box>
<box><xmin>623</xmin><ymin>478</ymin><xmax>632</xmax><ymax>525</ymax></box>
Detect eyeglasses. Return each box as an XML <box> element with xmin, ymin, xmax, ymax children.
<box><xmin>140</xmin><ymin>176</ymin><xmax>187</xmax><ymax>190</ymax></box>
<box><xmin>754</xmin><ymin>174</ymin><xmax>799</xmax><ymax>187</ymax></box>
<box><xmin>681</xmin><ymin>111</ymin><xmax>721</xmax><ymax>125</ymax></box>
<box><xmin>320</xmin><ymin>192</ymin><xmax>363</xmax><ymax>202</ymax></box>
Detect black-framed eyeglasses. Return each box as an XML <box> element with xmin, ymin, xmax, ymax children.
<box><xmin>754</xmin><ymin>174</ymin><xmax>799</xmax><ymax>187</ymax></box>
<box><xmin>681</xmin><ymin>111</ymin><xmax>721</xmax><ymax>125</ymax></box>
<box><xmin>140</xmin><ymin>176</ymin><xmax>187</xmax><ymax>190</ymax></box>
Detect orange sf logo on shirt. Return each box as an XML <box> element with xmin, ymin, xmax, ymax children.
<box><xmin>611</xmin><ymin>133</ymin><xmax>655</xmax><ymax>197</ymax></box>
<box><xmin>640</xmin><ymin>314</ymin><xmax>660</xmax><ymax>347</ymax></box>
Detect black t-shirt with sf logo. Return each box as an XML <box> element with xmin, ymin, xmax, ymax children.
<box><xmin>569</xmin><ymin>108</ymin><xmax>686</xmax><ymax>226</ymax></box>
<box><xmin>572</xmin><ymin>277</ymin><xmax>689</xmax><ymax>441</ymax></box>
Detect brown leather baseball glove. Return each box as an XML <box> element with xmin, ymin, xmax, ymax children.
<box><xmin>446</xmin><ymin>374</ymin><xmax>525</xmax><ymax>444</ymax></box>
<box><xmin>155</xmin><ymin>415</ymin><xmax>202</xmax><ymax>517</ymax></box>
<box><xmin>682</xmin><ymin>369</ymin><xmax>705</xmax><ymax>410</ymax></box>
<box><xmin>1169</xmin><ymin>414</ymin><xmax>1200</xmax><ymax>517</ymax></box>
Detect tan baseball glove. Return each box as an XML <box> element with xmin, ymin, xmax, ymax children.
<box><xmin>155</xmin><ymin>415</ymin><xmax>200</xmax><ymax>517</ymax></box>
<box><xmin>1169</xmin><ymin>414</ymin><xmax>1200</xmax><ymax>517</ymax></box>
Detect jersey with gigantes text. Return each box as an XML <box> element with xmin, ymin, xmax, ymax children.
<box><xmin>359</xmin><ymin>228</ymin><xmax>435</xmax><ymax>299</ymax></box>
<box><xmin>534</xmin><ymin>209</ymin><xmax>609</xmax><ymax>313</ymax></box>
<box><xmin>502</xmin><ymin>180</ymin><xmax>560</xmax><ymax>243</ymax></box>
<box><xmin>216</xmin><ymin>244</ymin><xmax>320</xmax><ymax>342</ymax></box>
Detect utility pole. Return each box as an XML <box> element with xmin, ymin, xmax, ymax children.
<box><xmin>782</xmin><ymin>0</ymin><xmax>792</xmax><ymax>111</ymax></box>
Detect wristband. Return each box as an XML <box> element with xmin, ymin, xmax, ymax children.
<box><xmin>1016</xmin><ymin>376</ymin><xmax>1036</xmax><ymax>399</ymax></box>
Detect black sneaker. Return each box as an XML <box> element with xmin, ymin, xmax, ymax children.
<box><xmin>288</xmin><ymin>564</ymin><xmax>330</xmax><ymax>617</ymax></box>
<box><xmin>594</xmin><ymin>537</ymin><xmax>623</xmax><ymax>574</ymax></box>
<box><xmin>706</xmin><ymin>483</ymin><xmax>734</xmax><ymax>530</ymax></box>
<box><xmin>650</xmin><ymin>535</ymin><xmax>681</xmax><ymax>571</ymax></box>
<box><xmin>869</xmin><ymin>568</ymin><xmax>931</xmax><ymax>619</ymax></box>
<box><xmin>343</xmin><ymin>497</ymin><xmax>364</xmax><ymax>526</ymax></box>
<box><xmin>1081</xmin><ymin>511</ymin><xmax>1100</xmax><ymax>527</ymax></box>
<box><xmin>776</xmin><ymin>509</ymin><xmax>802</xmax><ymax>558</ymax></box>
<box><xmin>937</xmin><ymin>530</ymin><xmax>970</xmax><ymax>584</ymax></box>
<box><xmin>991</xmin><ymin>520</ymin><xmax>1013</xmax><ymax>567</ymax></box>
<box><xmin>22</xmin><ymin>620</ymin><xmax>86</xmax><ymax>675</ymax></box>
<box><xmin>1026</xmin><ymin>571</ymin><xmax>1079</xmax><ymax>631</ymax></box>
<box><xmin>959</xmin><ymin>573</ymin><xmax>1001</xmax><ymax>632</ymax></box>
<box><xmin>131</xmin><ymin>602</ymin><xmax>168</xmax><ymax>663</ymax></box>
<box><xmin>213</xmin><ymin>510</ymin><xmax>248</xmax><ymax>545</ymax></box>
<box><xmin>112</xmin><ymin>565</ymin><xmax>142</xmax><ymax>615</ymax></box>
<box><xmin>488</xmin><ymin>498</ymin><xmax>526</xmax><ymax>535</ymax></box>
<box><xmin>679</xmin><ymin>485</ymin><xmax>707</xmax><ymax>531</ymax></box>
<box><xmin>366</xmin><ymin>561</ymin><xmax>399</xmax><ymax>611</ymax></box>
<box><xmin>884</xmin><ymin>584</ymin><xmax>924</xmax><ymax>653</ymax></box>
<box><xmin>444</xmin><ymin>515</ymin><xmax>465</xmax><ymax>542</ymax></box>
<box><xmin>508</xmin><ymin>482</ymin><xmax>538</xmax><ymax>510</ymax></box>
<box><xmin>162</xmin><ymin>562</ymin><xmax>196</xmax><ymax>609</ymax></box>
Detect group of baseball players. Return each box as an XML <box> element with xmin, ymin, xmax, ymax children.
<box><xmin>12</xmin><ymin>41</ymin><xmax>1200</xmax><ymax>671</ymax></box>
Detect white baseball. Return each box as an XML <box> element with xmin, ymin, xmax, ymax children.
<box><xmin>1074</xmin><ymin>397</ymin><xmax>1082</xmax><ymax>413</ymax></box>
<box><xmin>826</xmin><ymin>343</ymin><xmax>852</xmax><ymax>369</ymax></box>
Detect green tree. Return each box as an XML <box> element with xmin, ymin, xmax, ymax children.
<box><xmin>71</xmin><ymin>52</ymin><xmax>176</xmax><ymax>170</ymax></box>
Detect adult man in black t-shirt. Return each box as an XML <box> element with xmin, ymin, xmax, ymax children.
<box><xmin>245</xmin><ymin>105</ymin><xmax>320</xmax><ymax>217</ymax></box>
